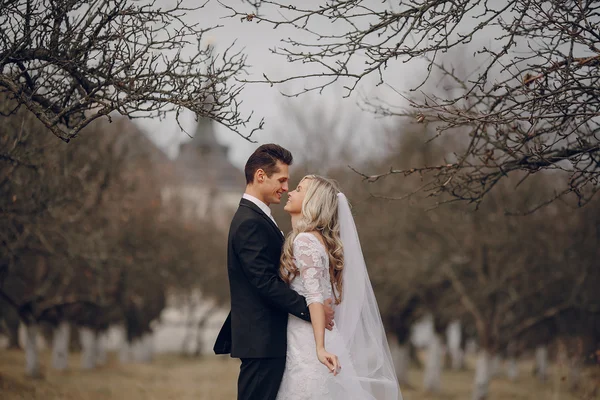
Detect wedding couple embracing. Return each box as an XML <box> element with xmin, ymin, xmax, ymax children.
<box><xmin>214</xmin><ymin>144</ymin><xmax>402</xmax><ymax>400</ymax></box>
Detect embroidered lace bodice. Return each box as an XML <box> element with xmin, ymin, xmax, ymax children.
<box><xmin>289</xmin><ymin>233</ymin><xmax>333</xmax><ymax>307</ymax></box>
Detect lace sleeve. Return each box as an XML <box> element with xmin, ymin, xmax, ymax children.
<box><xmin>293</xmin><ymin>234</ymin><xmax>325</xmax><ymax>306</ymax></box>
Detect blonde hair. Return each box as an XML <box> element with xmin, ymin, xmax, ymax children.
<box><xmin>280</xmin><ymin>175</ymin><xmax>344</xmax><ymax>304</ymax></box>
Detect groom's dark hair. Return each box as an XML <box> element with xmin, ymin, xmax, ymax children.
<box><xmin>244</xmin><ymin>144</ymin><xmax>293</xmax><ymax>184</ymax></box>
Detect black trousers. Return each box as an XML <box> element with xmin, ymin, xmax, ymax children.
<box><xmin>238</xmin><ymin>357</ymin><xmax>286</xmax><ymax>400</ymax></box>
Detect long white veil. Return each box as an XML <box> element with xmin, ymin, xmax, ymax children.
<box><xmin>334</xmin><ymin>193</ymin><xmax>401</xmax><ymax>399</ymax></box>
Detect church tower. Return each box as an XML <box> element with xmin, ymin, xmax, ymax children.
<box><xmin>169</xmin><ymin>115</ymin><xmax>245</xmax><ymax>227</ymax></box>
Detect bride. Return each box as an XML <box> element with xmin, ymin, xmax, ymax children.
<box><xmin>276</xmin><ymin>175</ymin><xmax>402</xmax><ymax>400</ymax></box>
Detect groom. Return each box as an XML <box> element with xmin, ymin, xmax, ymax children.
<box><xmin>213</xmin><ymin>144</ymin><xmax>335</xmax><ymax>400</ymax></box>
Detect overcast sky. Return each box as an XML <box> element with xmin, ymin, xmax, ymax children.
<box><xmin>133</xmin><ymin>0</ymin><xmax>428</xmax><ymax>170</ymax></box>
<box><xmin>134</xmin><ymin>0</ymin><xmax>501</xmax><ymax>171</ymax></box>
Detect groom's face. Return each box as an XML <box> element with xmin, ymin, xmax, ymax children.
<box><xmin>259</xmin><ymin>161</ymin><xmax>289</xmax><ymax>205</ymax></box>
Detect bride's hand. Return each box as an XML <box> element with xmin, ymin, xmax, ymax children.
<box><xmin>317</xmin><ymin>347</ymin><xmax>341</xmax><ymax>376</ymax></box>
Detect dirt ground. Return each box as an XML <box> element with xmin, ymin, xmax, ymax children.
<box><xmin>0</xmin><ymin>349</ymin><xmax>597</xmax><ymax>400</ymax></box>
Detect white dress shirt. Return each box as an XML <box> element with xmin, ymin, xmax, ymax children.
<box><xmin>242</xmin><ymin>193</ymin><xmax>279</xmax><ymax>228</ymax></box>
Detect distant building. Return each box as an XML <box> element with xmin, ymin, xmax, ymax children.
<box><xmin>161</xmin><ymin>115</ymin><xmax>245</xmax><ymax>229</ymax></box>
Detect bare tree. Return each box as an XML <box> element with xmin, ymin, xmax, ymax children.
<box><xmin>0</xmin><ymin>94</ymin><xmax>146</xmax><ymax>375</ymax></box>
<box><xmin>327</xmin><ymin>118</ymin><xmax>599</xmax><ymax>398</ymax></box>
<box><xmin>227</xmin><ymin>0</ymin><xmax>600</xmax><ymax>209</ymax></box>
<box><xmin>397</xmin><ymin>175</ymin><xmax>598</xmax><ymax>399</ymax></box>
<box><xmin>0</xmin><ymin>0</ymin><xmax>261</xmax><ymax>142</ymax></box>
<box><xmin>1</xmin><ymin>83</ymin><xmax>237</xmax><ymax>373</ymax></box>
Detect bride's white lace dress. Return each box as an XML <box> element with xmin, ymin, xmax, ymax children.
<box><xmin>276</xmin><ymin>233</ymin><xmax>360</xmax><ymax>400</ymax></box>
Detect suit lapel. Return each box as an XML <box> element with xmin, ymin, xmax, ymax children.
<box><xmin>239</xmin><ymin>198</ymin><xmax>284</xmax><ymax>241</ymax></box>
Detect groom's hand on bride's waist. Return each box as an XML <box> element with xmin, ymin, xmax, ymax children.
<box><xmin>324</xmin><ymin>298</ymin><xmax>335</xmax><ymax>331</ymax></box>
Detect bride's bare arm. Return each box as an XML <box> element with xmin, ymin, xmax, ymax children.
<box><xmin>308</xmin><ymin>302</ymin><xmax>340</xmax><ymax>375</ymax></box>
<box><xmin>308</xmin><ymin>302</ymin><xmax>326</xmax><ymax>350</ymax></box>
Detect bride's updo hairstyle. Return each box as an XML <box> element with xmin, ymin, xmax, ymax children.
<box><xmin>280</xmin><ymin>175</ymin><xmax>344</xmax><ymax>304</ymax></box>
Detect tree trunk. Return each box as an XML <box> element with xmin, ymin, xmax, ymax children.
<box><xmin>119</xmin><ymin>339</ymin><xmax>131</xmax><ymax>363</ymax></box>
<box><xmin>40</xmin><ymin>323</ymin><xmax>54</xmax><ymax>347</ymax></box>
<box><xmin>409</xmin><ymin>340</ymin><xmax>422</xmax><ymax>368</ymax></box>
<box><xmin>95</xmin><ymin>332</ymin><xmax>107</xmax><ymax>366</ymax></box>
<box><xmin>25</xmin><ymin>323</ymin><xmax>42</xmax><ymax>378</ymax></box>
<box><xmin>132</xmin><ymin>336</ymin><xmax>143</xmax><ymax>362</ymax></box>
<box><xmin>8</xmin><ymin>331</ymin><xmax>20</xmax><ymax>349</ymax></box>
<box><xmin>116</xmin><ymin>324</ymin><xmax>130</xmax><ymax>363</ymax></box>
<box><xmin>131</xmin><ymin>334</ymin><xmax>153</xmax><ymax>363</ymax></box>
<box><xmin>534</xmin><ymin>345</ymin><xmax>548</xmax><ymax>381</ymax></box>
<box><xmin>457</xmin><ymin>332</ymin><xmax>469</xmax><ymax>370</ymax></box>
<box><xmin>68</xmin><ymin>323</ymin><xmax>81</xmax><ymax>351</ymax></box>
<box><xmin>389</xmin><ymin>335</ymin><xmax>411</xmax><ymax>386</ymax></box>
<box><xmin>3</xmin><ymin>308</ymin><xmax>21</xmax><ymax>349</ymax></box>
<box><xmin>472</xmin><ymin>349</ymin><xmax>492</xmax><ymax>400</ymax></box>
<box><xmin>506</xmin><ymin>341</ymin><xmax>519</xmax><ymax>381</ymax></box>
<box><xmin>194</xmin><ymin>307</ymin><xmax>217</xmax><ymax>357</ymax></box>
<box><xmin>395</xmin><ymin>343</ymin><xmax>411</xmax><ymax>386</ymax></box>
<box><xmin>491</xmin><ymin>354</ymin><xmax>502</xmax><ymax>377</ymax></box>
<box><xmin>423</xmin><ymin>333</ymin><xmax>443</xmax><ymax>392</ymax></box>
<box><xmin>181</xmin><ymin>301</ymin><xmax>197</xmax><ymax>355</ymax></box>
<box><xmin>136</xmin><ymin>332</ymin><xmax>153</xmax><ymax>363</ymax></box>
<box><xmin>79</xmin><ymin>327</ymin><xmax>97</xmax><ymax>370</ymax></box>
<box><xmin>506</xmin><ymin>357</ymin><xmax>519</xmax><ymax>381</ymax></box>
<box><xmin>51</xmin><ymin>321</ymin><xmax>70</xmax><ymax>371</ymax></box>
<box><xmin>447</xmin><ymin>320</ymin><xmax>464</xmax><ymax>370</ymax></box>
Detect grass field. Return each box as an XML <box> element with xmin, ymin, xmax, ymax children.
<box><xmin>0</xmin><ymin>349</ymin><xmax>598</xmax><ymax>400</ymax></box>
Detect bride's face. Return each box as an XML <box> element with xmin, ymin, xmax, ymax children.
<box><xmin>284</xmin><ymin>178</ymin><xmax>310</xmax><ymax>214</ymax></box>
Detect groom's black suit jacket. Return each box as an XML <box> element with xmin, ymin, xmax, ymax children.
<box><xmin>213</xmin><ymin>198</ymin><xmax>311</xmax><ymax>359</ymax></box>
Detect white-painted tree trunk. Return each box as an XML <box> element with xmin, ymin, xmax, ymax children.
<box><xmin>389</xmin><ymin>335</ymin><xmax>410</xmax><ymax>385</ymax></box>
<box><xmin>472</xmin><ymin>350</ymin><xmax>491</xmax><ymax>400</ymax></box>
<box><xmin>491</xmin><ymin>354</ymin><xmax>502</xmax><ymax>377</ymax></box>
<box><xmin>25</xmin><ymin>323</ymin><xmax>42</xmax><ymax>378</ymax></box>
<box><xmin>395</xmin><ymin>344</ymin><xmax>410</xmax><ymax>385</ymax></box>
<box><xmin>535</xmin><ymin>346</ymin><xmax>548</xmax><ymax>381</ymax></box>
<box><xmin>423</xmin><ymin>333</ymin><xmax>443</xmax><ymax>392</ymax></box>
<box><xmin>131</xmin><ymin>335</ymin><xmax>152</xmax><ymax>363</ymax></box>
<box><xmin>115</xmin><ymin>325</ymin><xmax>130</xmax><ymax>363</ymax></box>
<box><xmin>447</xmin><ymin>321</ymin><xmax>464</xmax><ymax>370</ymax></box>
<box><xmin>51</xmin><ymin>322</ymin><xmax>70</xmax><ymax>371</ymax></box>
<box><xmin>132</xmin><ymin>337</ymin><xmax>143</xmax><ymax>362</ymax></box>
<box><xmin>95</xmin><ymin>332</ymin><xmax>107</xmax><ymax>366</ymax></box>
<box><xmin>79</xmin><ymin>327</ymin><xmax>97</xmax><ymax>370</ymax></box>
<box><xmin>119</xmin><ymin>340</ymin><xmax>131</xmax><ymax>363</ymax></box>
<box><xmin>133</xmin><ymin>333</ymin><xmax>153</xmax><ymax>363</ymax></box>
<box><xmin>181</xmin><ymin>300</ymin><xmax>198</xmax><ymax>355</ymax></box>
<box><xmin>506</xmin><ymin>357</ymin><xmax>519</xmax><ymax>381</ymax></box>
<box><xmin>194</xmin><ymin>307</ymin><xmax>216</xmax><ymax>356</ymax></box>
